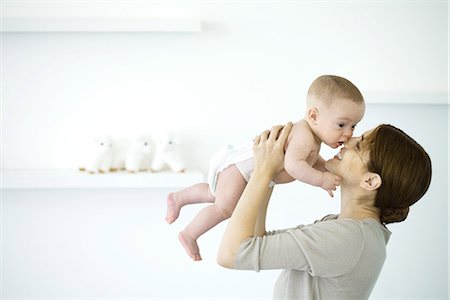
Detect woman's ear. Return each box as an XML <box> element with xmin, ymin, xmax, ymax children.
<box><xmin>307</xmin><ymin>107</ymin><xmax>319</xmax><ymax>124</ymax></box>
<box><xmin>360</xmin><ymin>172</ymin><xmax>382</xmax><ymax>191</ymax></box>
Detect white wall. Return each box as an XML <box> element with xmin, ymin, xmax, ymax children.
<box><xmin>1</xmin><ymin>1</ymin><xmax>448</xmax><ymax>299</ymax></box>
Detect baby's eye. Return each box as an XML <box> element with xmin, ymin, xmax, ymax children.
<box><xmin>351</xmin><ymin>125</ymin><xmax>357</xmax><ymax>130</ymax></box>
<box><xmin>338</xmin><ymin>123</ymin><xmax>345</xmax><ymax>128</ymax></box>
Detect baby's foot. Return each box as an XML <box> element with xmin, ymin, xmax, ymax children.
<box><xmin>165</xmin><ymin>193</ymin><xmax>180</xmax><ymax>224</ymax></box>
<box><xmin>179</xmin><ymin>231</ymin><xmax>202</xmax><ymax>261</ymax></box>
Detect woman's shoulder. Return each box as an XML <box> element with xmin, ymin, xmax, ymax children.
<box><xmin>311</xmin><ymin>214</ymin><xmax>391</xmax><ymax>244</ymax></box>
<box><xmin>315</xmin><ymin>214</ymin><xmax>339</xmax><ymax>223</ymax></box>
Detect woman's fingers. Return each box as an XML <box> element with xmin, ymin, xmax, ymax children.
<box><xmin>276</xmin><ymin>122</ymin><xmax>293</xmax><ymax>144</ymax></box>
<box><xmin>262</xmin><ymin>130</ymin><xmax>271</xmax><ymax>141</ymax></box>
<box><xmin>253</xmin><ymin>134</ymin><xmax>261</xmax><ymax>146</ymax></box>
<box><xmin>254</xmin><ymin>129</ymin><xmax>271</xmax><ymax>146</ymax></box>
<box><xmin>254</xmin><ymin>122</ymin><xmax>293</xmax><ymax>146</ymax></box>
<box><xmin>268</xmin><ymin>125</ymin><xmax>284</xmax><ymax>142</ymax></box>
<box><xmin>252</xmin><ymin>122</ymin><xmax>293</xmax><ymax>176</ymax></box>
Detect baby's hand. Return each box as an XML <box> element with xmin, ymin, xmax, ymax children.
<box><xmin>321</xmin><ymin>172</ymin><xmax>341</xmax><ymax>197</ymax></box>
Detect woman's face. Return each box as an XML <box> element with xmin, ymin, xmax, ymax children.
<box><xmin>325</xmin><ymin>129</ymin><xmax>374</xmax><ymax>185</ymax></box>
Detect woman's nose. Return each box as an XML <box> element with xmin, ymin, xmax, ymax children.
<box><xmin>344</xmin><ymin>137</ymin><xmax>357</xmax><ymax>148</ymax></box>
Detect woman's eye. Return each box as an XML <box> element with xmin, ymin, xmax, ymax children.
<box><xmin>356</xmin><ymin>142</ymin><xmax>360</xmax><ymax>149</ymax></box>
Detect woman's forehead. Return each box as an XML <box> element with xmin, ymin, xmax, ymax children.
<box><xmin>359</xmin><ymin>128</ymin><xmax>376</xmax><ymax>150</ymax></box>
<box><xmin>361</xmin><ymin>128</ymin><xmax>375</xmax><ymax>138</ymax></box>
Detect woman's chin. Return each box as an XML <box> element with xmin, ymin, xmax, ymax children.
<box><xmin>324</xmin><ymin>160</ymin><xmax>334</xmax><ymax>172</ymax></box>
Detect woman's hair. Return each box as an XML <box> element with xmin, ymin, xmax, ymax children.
<box><xmin>306</xmin><ymin>75</ymin><xmax>364</xmax><ymax>107</ymax></box>
<box><xmin>363</xmin><ymin>124</ymin><xmax>432</xmax><ymax>224</ymax></box>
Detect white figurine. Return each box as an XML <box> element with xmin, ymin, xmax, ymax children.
<box><xmin>125</xmin><ymin>136</ymin><xmax>153</xmax><ymax>173</ymax></box>
<box><xmin>151</xmin><ymin>133</ymin><xmax>185</xmax><ymax>173</ymax></box>
<box><xmin>79</xmin><ymin>135</ymin><xmax>114</xmax><ymax>174</ymax></box>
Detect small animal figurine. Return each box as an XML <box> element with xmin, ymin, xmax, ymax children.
<box><xmin>79</xmin><ymin>135</ymin><xmax>114</xmax><ymax>174</ymax></box>
<box><xmin>125</xmin><ymin>136</ymin><xmax>153</xmax><ymax>173</ymax></box>
<box><xmin>151</xmin><ymin>133</ymin><xmax>185</xmax><ymax>173</ymax></box>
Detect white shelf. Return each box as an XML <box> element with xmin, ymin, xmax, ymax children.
<box><xmin>1</xmin><ymin>17</ymin><xmax>202</xmax><ymax>32</ymax></box>
<box><xmin>1</xmin><ymin>169</ymin><xmax>204</xmax><ymax>189</ymax></box>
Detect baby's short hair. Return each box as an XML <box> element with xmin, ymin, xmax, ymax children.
<box><xmin>306</xmin><ymin>75</ymin><xmax>364</xmax><ymax>107</ymax></box>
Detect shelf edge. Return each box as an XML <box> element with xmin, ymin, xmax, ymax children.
<box><xmin>1</xmin><ymin>169</ymin><xmax>205</xmax><ymax>189</ymax></box>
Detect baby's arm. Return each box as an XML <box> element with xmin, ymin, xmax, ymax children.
<box><xmin>284</xmin><ymin>127</ymin><xmax>340</xmax><ymax>195</ymax></box>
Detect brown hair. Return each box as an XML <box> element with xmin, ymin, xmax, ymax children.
<box><xmin>363</xmin><ymin>124</ymin><xmax>432</xmax><ymax>224</ymax></box>
<box><xmin>306</xmin><ymin>75</ymin><xmax>364</xmax><ymax>106</ymax></box>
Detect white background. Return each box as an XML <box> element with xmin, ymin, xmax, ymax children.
<box><xmin>1</xmin><ymin>1</ymin><xmax>449</xmax><ymax>299</ymax></box>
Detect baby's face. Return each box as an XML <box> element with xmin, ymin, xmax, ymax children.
<box><xmin>316</xmin><ymin>99</ymin><xmax>365</xmax><ymax>148</ymax></box>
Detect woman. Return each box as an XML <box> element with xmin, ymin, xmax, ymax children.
<box><xmin>217</xmin><ymin>122</ymin><xmax>432</xmax><ymax>299</ymax></box>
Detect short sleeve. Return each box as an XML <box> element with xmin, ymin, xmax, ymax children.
<box><xmin>234</xmin><ymin>219</ymin><xmax>365</xmax><ymax>277</ymax></box>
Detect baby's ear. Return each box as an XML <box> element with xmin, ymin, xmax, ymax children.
<box><xmin>360</xmin><ymin>172</ymin><xmax>382</xmax><ymax>191</ymax></box>
<box><xmin>307</xmin><ymin>107</ymin><xmax>319</xmax><ymax>124</ymax></box>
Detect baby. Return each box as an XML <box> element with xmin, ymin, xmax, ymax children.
<box><xmin>166</xmin><ymin>75</ymin><xmax>365</xmax><ymax>261</ymax></box>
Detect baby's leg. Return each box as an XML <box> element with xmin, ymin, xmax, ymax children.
<box><xmin>179</xmin><ymin>165</ymin><xmax>246</xmax><ymax>261</ymax></box>
<box><xmin>166</xmin><ymin>183</ymin><xmax>215</xmax><ymax>224</ymax></box>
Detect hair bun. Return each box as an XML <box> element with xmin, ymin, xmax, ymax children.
<box><xmin>381</xmin><ymin>207</ymin><xmax>410</xmax><ymax>224</ymax></box>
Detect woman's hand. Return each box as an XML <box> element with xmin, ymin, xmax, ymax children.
<box><xmin>253</xmin><ymin>122</ymin><xmax>293</xmax><ymax>178</ymax></box>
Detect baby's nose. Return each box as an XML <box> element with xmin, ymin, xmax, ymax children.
<box><xmin>341</xmin><ymin>135</ymin><xmax>351</xmax><ymax>143</ymax></box>
<box><xmin>343</xmin><ymin>129</ymin><xmax>353</xmax><ymax>139</ymax></box>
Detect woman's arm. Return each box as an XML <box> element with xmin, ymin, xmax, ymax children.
<box><xmin>217</xmin><ymin>123</ymin><xmax>292</xmax><ymax>269</ymax></box>
<box><xmin>254</xmin><ymin>187</ymin><xmax>273</xmax><ymax>237</ymax></box>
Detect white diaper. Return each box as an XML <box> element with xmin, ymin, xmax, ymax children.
<box><xmin>207</xmin><ymin>143</ymin><xmax>253</xmax><ymax>196</ymax></box>
<box><xmin>207</xmin><ymin>142</ymin><xmax>275</xmax><ymax>196</ymax></box>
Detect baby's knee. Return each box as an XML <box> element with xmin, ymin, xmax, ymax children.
<box><xmin>216</xmin><ymin>204</ymin><xmax>234</xmax><ymax>219</ymax></box>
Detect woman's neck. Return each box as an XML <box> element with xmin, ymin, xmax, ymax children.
<box><xmin>339</xmin><ymin>187</ymin><xmax>381</xmax><ymax>222</ymax></box>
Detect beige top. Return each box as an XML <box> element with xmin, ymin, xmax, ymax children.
<box><xmin>235</xmin><ymin>214</ymin><xmax>391</xmax><ymax>300</ymax></box>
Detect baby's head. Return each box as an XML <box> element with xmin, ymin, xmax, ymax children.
<box><xmin>305</xmin><ymin>75</ymin><xmax>365</xmax><ymax>148</ymax></box>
